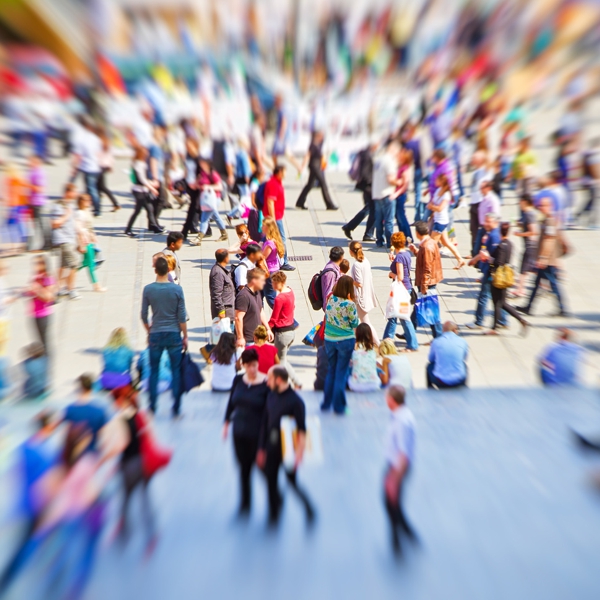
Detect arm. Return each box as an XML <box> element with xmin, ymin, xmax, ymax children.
<box><xmin>235</xmin><ymin>310</ymin><xmax>246</xmax><ymax>347</ymax></box>
<box><xmin>384</xmin><ymin>453</ymin><xmax>409</xmax><ymax>503</ymax></box>
<box><xmin>268</xmin><ymin>295</ymin><xmax>282</xmax><ymax>329</ymax></box>
<box><xmin>141</xmin><ymin>289</ymin><xmax>150</xmax><ymax>334</ymax></box>
<box><xmin>260</xmin><ymin>308</ymin><xmax>274</xmax><ymax>342</ymax></box>
<box><xmin>223</xmin><ymin>377</ymin><xmax>239</xmax><ymax>438</ymax></box>
<box><xmin>266</xmin><ymin>196</ymin><xmax>276</xmax><ymax>219</ymax></box>
<box><xmin>209</xmin><ymin>272</ymin><xmax>225</xmax><ymax>317</ymax></box>
<box><xmin>50</xmin><ymin>206</ymin><xmax>71</xmax><ymax>229</ymax></box>
<box><xmin>347</xmin><ymin>302</ymin><xmax>360</xmax><ymax>329</ymax></box>
<box><xmin>177</xmin><ymin>290</ymin><xmax>188</xmax><ymax>349</ymax></box>
<box><xmin>420</xmin><ymin>248</ymin><xmax>433</xmax><ymax>294</ymax></box>
<box><xmin>262</xmin><ymin>245</ymin><xmax>273</xmax><ymax>261</ymax></box>
<box><xmin>379</xmin><ymin>358</ymin><xmax>390</xmax><ymax>385</ymax></box>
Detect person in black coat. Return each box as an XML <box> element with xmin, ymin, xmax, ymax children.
<box><xmin>223</xmin><ymin>348</ymin><xmax>269</xmax><ymax>515</ymax></box>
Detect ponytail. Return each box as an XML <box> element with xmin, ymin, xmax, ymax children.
<box><xmin>349</xmin><ymin>241</ymin><xmax>364</xmax><ymax>262</ymax></box>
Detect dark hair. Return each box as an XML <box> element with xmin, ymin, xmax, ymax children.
<box><xmin>349</xmin><ymin>241</ymin><xmax>364</xmax><ymax>262</ymax></box>
<box><xmin>332</xmin><ymin>275</ymin><xmax>355</xmax><ymax>302</ymax></box>
<box><xmin>414</xmin><ymin>221</ymin><xmax>429</xmax><ymax>236</ymax></box>
<box><xmin>211</xmin><ymin>332</ymin><xmax>237</xmax><ymax>365</ymax></box>
<box><xmin>520</xmin><ymin>194</ymin><xmax>533</xmax><ymax>206</ymax></box>
<box><xmin>155</xmin><ymin>257</ymin><xmax>169</xmax><ymax>277</ymax></box>
<box><xmin>62</xmin><ymin>423</ymin><xmax>89</xmax><ymax>469</ymax></box>
<box><xmin>245</xmin><ymin>243</ymin><xmax>261</xmax><ymax>257</ymax></box>
<box><xmin>339</xmin><ymin>259</ymin><xmax>350</xmax><ymax>274</ymax></box>
<box><xmin>355</xmin><ymin>323</ymin><xmax>374</xmax><ymax>351</ymax></box>
<box><xmin>166</xmin><ymin>231</ymin><xmax>183</xmax><ymax>247</ymax></box>
<box><xmin>273</xmin><ymin>165</ymin><xmax>286</xmax><ymax>176</ymax></box>
<box><xmin>78</xmin><ymin>373</ymin><xmax>94</xmax><ymax>392</ymax></box>
<box><xmin>241</xmin><ymin>348</ymin><xmax>259</xmax><ymax>364</ymax></box>
<box><xmin>387</xmin><ymin>385</ymin><xmax>406</xmax><ymax>405</ymax></box>
<box><xmin>433</xmin><ymin>148</ymin><xmax>446</xmax><ymax>161</ymax></box>
<box><xmin>271</xmin><ymin>365</ymin><xmax>289</xmax><ymax>383</ymax></box>
<box><xmin>329</xmin><ymin>246</ymin><xmax>344</xmax><ymax>262</ymax></box>
<box><xmin>500</xmin><ymin>221</ymin><xmax>511</xmax><ymax>237</ymax></box>
<box><xmin>34</xmin><ymin>409</ymin><xmax>53</xmax><ymax>431</ymax></box>
<box><xmin>215</xmin><ymin>248</ymin><xmax>229</xmax><ymax>263</ymax></box>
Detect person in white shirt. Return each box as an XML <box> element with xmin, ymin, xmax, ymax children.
<box><xmin>234</xmin><ymin>244</ymin><xmax>261</xmax><ymax>291</ymax></box>
<box><xmin>372</xmin><ymin>141</ymin><xmax>400</xmax><ymax>248</ymax></box>
<box><xmin>468</xmin><ymin>150</ymin><xmax>491</xmax><ymax>255</ymax></box>
<box><xmin>383</xmin><ymin>385</ymin><xmax>417</xmax><ymax>555</ymax></box>
<box><xmin>72</xmin><ymin>118</ymin><xmax>102</xmax><ymax>216</ymax></box>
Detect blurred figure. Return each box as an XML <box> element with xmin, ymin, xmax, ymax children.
<box><xmin>97</xmin><ymin>130</ymin><xmax>120</xmax><ymax>212</ymax></box>
<box><xmin>25</xmin><ymin>254</ymin><xmax>56</xmax><ymax>352</ymax></box>
<box><xmin>22</xmin><ymin>342</ymin><xmax>49</xmax><ymax>400</ymax></box>
<box><xmin>383</xmin><ymin>385</ymin><xmax>417</xmax><ymax>556</ymax></box>
<box><xmin>378</xmin><ymin>339</ymin><xmax>413</xmax><ymax>389</ymax></box>
<box><xmin>539</xmin><ymin>328</ymin><xmax>585</xmax><ymax>387</ymax></box>
<box><xmin>349</xmin><ymin>241</ymin><xmax>379</xmax><ymax>344</ymax></box>
<box><xmin>27</xmin><ymin>154</ymin><xmax>52</xmax><ymax>252</ymax></box>
<box><xmin>271</xmin><ymin>94</ymin><xmax>301</xmax><ymax>173</ymax></box>
<box><xmin>72</xmin><ymin>118</ymin><xmax>102</xmax><ymax>216</ymax></box>
<box><xmin>101</xmin><ymin>328</ymin><xmax>135</xmax><ymax>390</ymax></box>
<box><xmin>4</xmin><ymin>163</ymin><xmax>29</xmax><ymax>255</ymax></box>
<box><xmin>577</xmin><ymin>137</ymin><xmax>600</xmax><ymax>229</ymax></box>
<box><xmin>372</xmin><ymin>141</ymin><xmax>401</xmax><ymax>249</ymax></box>
<box><xmin>426</xmin><ymin>322</ymin><xmax>468</xmax><ymax>389</ymax></box>
<box><xmin>76</xmin><ymin>194</ymin><xmax>106</xmax><ymax>293</ymax></box>
<box><xmin>348</xmin><ymin>324</ymin><xmax>380</xmax><ymax>392</ymax></box>
<box><xmin>511</xmin><ymin>137</ymin><xmax>536</xmax><ymax>196</ymax></box>
<box><xmin>512</xmin><ymin>195</ymin><xmax>538</xmax><ymax>298</ymax></box>
<box><xmin>210</xmin><ymin>332</ymin><xmax>241</xmax><ymax>393</ymax></box>
<box><xmin>296</xmin><ymin>130</ymin><xmax>337</xmax><ymax>210</ymax></box>
<box><xmin>180</xmin><ymin>137</ymin><xmax>201</xmax><ymax>240</ymax></box>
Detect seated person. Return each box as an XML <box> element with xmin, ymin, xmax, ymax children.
<box><xmin>137</xmin><ymin>348</ymin><xmax>172</xmax><ymax>394</ymax></box>
<box><xmin>246</xmin><ymin>325</ymin><xmax>279</xmax><ymax>375</ymax></box>
<box><xmin>210</xmin><ymin>332</ymin><xmax>242</xmax><ymax>392</ymax></box>
<box><xmin>378</xmin><ymin>339</ymin><xmax>413</xmax><ymax>389</ymax></box>
<box><xmin>539</xmin><ymin>328</ymin><xmax>584</xmax><ymax>386</ymax></box>
<box><xmin>426</xmin><ymin>321</ymin><xmax>468</xmax><ymax>389</ymax></box>
<box><xmin>22</xmin><ymin>342</ymin><xmax>49</xmax><ymax>399</ymax></box>
<box><xmin>101</xmin><ymin>328</ymin><xmax>135</xmax><ymax>390</ymax></box>
<box><xmin>348</xmin><ymin>323</ymin><xmax>380</xmax><ymax>392</ymax></box>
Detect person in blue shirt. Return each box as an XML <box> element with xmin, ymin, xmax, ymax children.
<box><xmin>539</xmin><ymin>328</ymin><xmax>585</xmax><ymax>386</ymax></box>
<box><xmin>101</xmin><ymin>328</ymin><xmax>135</xmax><ymax>390</ymax></box>
<box><xmin>426</xmin><ymin>321</ymin><xmax>469</xmax><ymax>388</ymax></box>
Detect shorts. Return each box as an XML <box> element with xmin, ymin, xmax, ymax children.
<box><xmin>58</xmin><ymin>243</ymin><xmax>80</xmax><ymax>269</ymax></box>
<box><xmin>432</xmin><ymin>222</ymin><xmax>448</xmax><ymax>233</ymax></box>
<box><xmin>520</xmin><ymin>247</ymin><xmax>536</xmax><ymax>274</ymax></box>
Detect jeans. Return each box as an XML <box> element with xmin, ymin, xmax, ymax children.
<box><xmin>475</xmin><ymin>273</ymin><xmax>508</xmax><ymax>327</ymax></box>
<box><xmin>322</xmin><ymin>338</ymin><xmax>354</xmax><ymax>414</ymax></box>
<box><xmin>276</xmin><ymin>219</ymin><xmax>289</xmax><ymax>265</ymax></box>
<box><xmin>200</xmin><ymin>209</ymin><xmax>226</xmax><ymax>233</ymax></box>
<box><xmin>263</xmin><ymin>276</ymin><xmax>277</xmax><ymax>309</ymax></box>
<box><xmin>345</xmin><ymin>190</ymin><xmax>375</xmax><ymax>237</ymax></box>
<box><xmin>84</xmin><ymin>172</ymin><xmax>101</xmax><ymax>216</ymax></box>
<box><xmin>395</xmin><ymin>193</ymin><xmax>412</xmax><ymax>241</ymax></box>
<box><xmin>413</xmin><ymin>169</ymin><xmax>423</xmax><ymax>222</ymax></box>
<box><xmin>526</xmin><ymin>265</ymin><xmax>565</xmax><ymax>313</ymax></box>
<box><xmin>148</xmin><ymin>331</ymin><xmax>183</xmax><ymax>415</ymax></box>
<box><xmin>472</xmin><ymin>227</ymin><xmax>486</xmax><ymax>261</ymax></box>
<box><xmin>426</xmin><ymin>362</ymin><xmax>467</xmax><ymax>389</ymax></box>
<box><xmin>383</xmin><ymin>317</ymin><xmax>419</xmax><ymax>350</ymax></box>
<box><xmin>374</xmin><ymin>196</ymin><xmax>394</xmax><ymax>247</ymax></box>
<box><xmin>578</xmin><ymin>184</ymin><xmax>597</xmax><ymax>225</ymax></box>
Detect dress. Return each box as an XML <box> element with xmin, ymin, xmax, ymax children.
<box><xmin>348</xmin><ymin>348</ymin><xmax>380</xmax><ymax>392</ymax></box>
<box><xmin>350</xmin><ymin>258</ymin><xmax>379</xmax><ymax>343</ymax></box>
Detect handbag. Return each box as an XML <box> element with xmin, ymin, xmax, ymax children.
<box><xmin>200</xmin><ymin>189</ymin><xmax>218</xmax><ymax>212</ymax></box>
<box><xmin>135</xmin><ymin>411</ymin><xmax>172</xmax><ymax>478</ymax></box>
<box><xmin>181</xmin><ymin>351</ymin><xmax>204</xmax><ymax>394</ymax></box>
<box><xmin>385</xmin><ymin>281</ymin><xmax>411</xmax><ymax>321</ymax></box>
<box><xmin>210</xmin><ymin>317</ymin><xmax>231</xmax><ymax>345</ymax></box>
<box><xmin>492</xmin><ymin>264</ymin><xmax>515</xmax><ymax>289</ymax></box>
<box><xmin>415</xmin><ymin>292</ymin><xmax>441</xmax><ymax>327</ymax></box>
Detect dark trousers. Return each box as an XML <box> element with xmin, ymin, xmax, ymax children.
<box><xmin>578</xmin><ymin>185</ymin><xmax>597</xmax><ymax>225</ymax></box>
<box><xmin>296</xmin><ymin>167</ymin><xmax>335</xmax><ymax>209</ymax></box>
<box><xmin>31</xmin><ymin>205</ymin><xmax>52</xmax><ymax>251</ymax></box>
<box><xmin>525</xmin><ymin>265</ymin><xmax>565</xmax><ymax>313</ymax></box>
<box><xmin>0</xmin><ymin>517</ymin><xmax>38</xmax><ymax>593</ymax></box>
<box><xmin>491</xmin><ymin>286</ymin><xmax>525</xmax><ymax>329</ymax></box>
<box><xmin>426</xmin><ymin>362</ymin><xmax>467</xmax><ymax>389</ymax></box>
<box><xmin>181</xmin><ymin>189</ymin><xmax>200</xmax><ymax>238</ymax></box>
<box><xmin>97</xmin><ymin>169</ymin><xmax>119</xmax><ymax>208</ymax></box>
<box><xmin>345</xmin><ymin>190</ymin><xmax>375</xmax><ymax>237</ymax></box>
<box><xmin>384</xmin><ymin>468</ymin><xmax>415</xmax><ymax>552</ymax></box>
<box><xmin>34</xmin><ymin>316</ymin><xmax>50</xmax><ymax>352</ymax></box>
<box><xmin>314</xmin><ymin>334</ymin><xmax>328</xmax><ymax>391</ymax></box>
<box><xmin>152</xmin><ymin>182</ymin><xmax>169</xmax><ymax>225</ymax></box>
<box><xmin>126</xmin><ymin>191</ymin><xmax>159</xmax><ymax>232</ymax></box>
<box><xmin>120</xmin><ymin>455</ymin><xmax>154</xmax><ymax>538</ymax></box>
<box><xmin>233</xmin><ymin>434</ymin><xmax>258</xmax><ymax>511</ymax></box>
<box><xmin>469</xmin><ymin>204</ymin><xmax>480</xmax><ymax>255</ymax></box>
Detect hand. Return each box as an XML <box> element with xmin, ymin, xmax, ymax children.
<box><xmin>236</xmin><ymin>337</ymin><xmax>246</xmax><ymax>348</ymax></box>
<box><xmin>182</xmin><ymin>336</ymin><xmax>188</xmax><ymax>350</ymax></box>
<box><xmin>388</xmin><ymin>251</ymin><xmax>395</xmax><ymax>262</ymax></box>
<box><xmin>408</xmin><ymin>243</ymin><xmax>417</xmax><ymax>254</ymax></box>
<box><xmin>295</xmin><ymin>447</ymin><xmax>304</xmax><ymax>469</ymax></box>
<box><xmin>222</xmin><ymin>422</ymin><xmax>229</xmax><ymax>440</ymax></box>
<box><xmin>535</xmin><ymin>261</ymin><xmax>545</xmax><ymax>269</ymax></box>
<box><xmin>267</xmin><ymin>328</ymin><xmax>274</xmax><ymax>343</ymax></box>
<box><xmin>256</xmin><ymin>449</ymin><xmax>266</xmax><ymax>469</ymax></box>
<box><xmin>421</xmin><ymin>288</ymin><xmax>427</xmax><ymax>296</ymax></box>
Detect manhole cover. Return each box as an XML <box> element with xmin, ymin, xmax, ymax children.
<box><xmin>288</xmin><ymin>256</ymin><xmax>313</xmax><ymax>262</ymax></box>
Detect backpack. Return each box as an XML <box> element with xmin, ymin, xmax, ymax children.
<box><xmin>255</xmin><ymin>182</ymin><xmax>267</xmax><ymax>211</ymax></box>
<box><xmin>308</xmin><ymin>268</ymin><xmax>335</xmax><ymax>311</ymax></box>
<box><xmin>348</xmin><ymin>150</ymin><xmax>363</xmax><ymax>182</ymax></box>
<box><xmin>229</xmin><ymin>262</ymin><xmax>242</xmax><ymax>293</ymax></box>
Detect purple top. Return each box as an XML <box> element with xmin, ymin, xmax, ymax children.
<box><xmin>429</xmin><ymin>158</ymin><xmax>455</xmax><ymax>198</ymax></box>
<box><xmin>321</xmin><ymin>260</ymin><xmax>341</xmax><ymax>311</ymax></box>
<box><xmin>29</xmin><ymin>166</ymin><xmax>46</xmax><ymax>207</ymax></box>
<box><xmin>263</xmin><ymin>240</ymin><xmax>280</xmax><ymax>273</ymax></box>
<box><xmin>390</xmin><ymin>250</ymin><xmax>412</xmax><ymax>291</ymax></box>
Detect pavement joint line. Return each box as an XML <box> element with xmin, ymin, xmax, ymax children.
<box><xmin>131</xmin><ymin>228</ymin><xmax>146</xmax><ymax>348</ymax></box>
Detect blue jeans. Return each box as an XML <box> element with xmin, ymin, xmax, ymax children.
<box><xmin>526</xmin><ymin>265</ymin><xmax>565</xmax><ymax>313</ymax></box>
<box><xmin>395</xmin><ymin>193</ymin><xmax>412</xmax><ymax>241</ymax></box>
<box><xmin>84</xmin><ymin>172</ymin><xmax>101</xmax><ymax>216</ymax></box>
<box><xmin>374</xmin><ymin>197</ymin><xmax>394</xmax><ymax>247</ymax></box>
<box><xmin>383</xmin><ymin>317</ymin><xmax>419</xmax><ymax>350</ymax></box>
<box><xmin>413</xmin><ymin>169</ymin><xmax>423</xmax><ymax>221</ymax></box>
<box><xmin>276</xmin><ymin>219</ymin><xmax>289</xmax><ymax>265</ymax></box>
<box><xmin>263</xmin><ymin>276</ymin><xmax>277</xmax><ymax>309</ymax></box>
<box><xmin>200</xmin><ymin>209</ymin><xmax>226</xmax><ymax>233</ymax></box>
<box><xmin>475</xmin><ymin>273</ymin><xmax>508</xmax><ymax>327</ymax></box>
<box><xmin>322</xmin><ymin>338</ymin><xmax>354</xmax><ymax>414</ymax></box>
<box><xmin>149</xmin><ymin>331</ymin><xmax>183</xmax><ymax>415</ymax></box>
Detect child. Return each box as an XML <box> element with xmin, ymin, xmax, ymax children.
<box><xmin>383</xmin><ymin>384</ymin><xmax>417</xmax><ymax>555</ymax></box>
<box><xmin>210</xmin><ymin>332</ymin><xmax>241</xmax><ymax>392</ymax></box>
<box><xmin>378</xmin><ymin>339</ymin><xmax>413</xmax><ymax>389</ymax></box>
<box><xmin>348</xmin><ymin>323</ymin><xmax>380</xmax><ymax>392</ymax></box>
<box><xmin>165</xmin><ymin>254</ymin><xmax>178</xmax><ymax>285</ymax></box>
<box><xmin>246</xmin><ymin>325</ymin><xmax>279</xmax><ymax>375</ymax></box>
<box><xmin>163</xmin><ymin>231</ymin><xmax>183</xmax><ymax>283</ymax></box>
<box><xmin>76</xmin><ymin>194</ymin><xmax>106</xmax><ymax>292</ymax></box>
<box><xmin>339</xmin><ymin>258</ymin><xmax>350</xmax><ymax>275</ymax></box>
<box><xmin>22</xmin><ymin>342</ymin><xmax>49</xmax><ymax>399</ymax></box>
<box><xmin>229</xmin><ymin>223</ymin><xmax>257</xmax><ymax>260</ymax></box>
<box><xmin>26</xmin><ymin>255</ymin><xmax>56</xmax><ymax>352</ymax></box>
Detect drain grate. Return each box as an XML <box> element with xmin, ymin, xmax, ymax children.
<box><xmin>287</xmin><ymin>255</ymin><xmax>313</xmax><ymax>262</ymax></box>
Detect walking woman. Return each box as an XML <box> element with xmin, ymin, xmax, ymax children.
<box><xmin>98</xmin><ymin>130</ymin><xmax>120</xmax><ymax>211</ymax></box>
<box><xmin>26</xmin><ymin>255</ymin><xmax>56</xmax><ymax>352</ymax></box>
<box><xmin>181</xmin><ymin>137</ymin><xmax>201</xmax><ymax>240</ymax></box>
<box><xmin>321</xmin><ymin>275</ymin><xmax>360</xmax><ymax>415</ymax></box>
<box><xmin>261</xmin><ymin>216</ymin><xmax>285</xmax><ymax>309</ymax></box>
<box><xmin>124</xmin><ymin>147</ymin><xmax>162</xmax><ymax>237</ymax></box>
<box><xmin>393</xmin><ymin>146</ymin><xmax>413</xmax><ymax>242</ymax></box>
<box><xmin>223</xmin><ymin>348</ymin><xmax>269</xmax><ymax>515</ymax></box>
<box><xmin>383</xmin><ymin>232</ymin><xmax>419</xmax><ymax>351</ymax></box>
<box><xmin>485</xmin><ymin>222</ymin><xmax>530</xmax><ymax>336</ymax></box>
<box><xmin>427</xmin><ymin>174</ymin><xmax>465</xmax><ymax>268</ymax></box>
<box><xmin>76</xmin><ymin>194</ymin><xmax>106</xmax><ymax>292</ymax></box>
<box><xmin>349</xmin><ymin>241</ymin><xmax>379</xmax><ymax>344</ymax></box>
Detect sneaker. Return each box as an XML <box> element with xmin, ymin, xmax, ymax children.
<box><xmin>280</xmin><ymin>263</ymin><xmax>296</xmax><ymax>271</ymax></box>
<box><xmin>342</xmin><ymin>227</ymin><xmax>353</xmax><ymax>240</ymax></box>
<box><xmin>465</xmin><ymin>322</ymin><xmax>483</xmax><ymax>330</ymax></box>
<box><xmin>362</xmin><ymin>235</ymin><xmax>376</xmax><ymax>242</ymax></box>
<box><xmin>68</xmin><ymin>291</ymin><xmax>80</xmax><ymax>301</ymax></box>
<box><xmin>57</xmin><ymin>288</ymin><xmax>69</xmax><ymax>297</ymax></box>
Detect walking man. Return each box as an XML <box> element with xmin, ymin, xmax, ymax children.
<box><xmin>296</xmin><ymin>130</ymin><xmax>337</xmax><ymax>210</ymax></box>
<box><xmin>235</xmin><ymin>268</ymin><xmax>273</xmax><ymax>348</ymax></box>
<box><xmin>372</xmin><ymin>141</ymin><xmax>401</xmax><ymax>248</ymax></box>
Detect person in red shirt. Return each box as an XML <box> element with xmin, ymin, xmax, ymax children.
<box><xmin>268</xmin><ymin>271</ymin><xmax>300</xmax><ymax>388</ymax></box>
<box><xmin>246</xmin><ymin>325</ymin><xmax>279</xmax><ymax>374</ymax></box>
<box><xmin>263</xmin><ymin>165</ymin><xmax>295</xmax><ymax>271</ymax></box>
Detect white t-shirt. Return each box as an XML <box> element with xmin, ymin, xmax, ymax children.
<box><xmin>470</xmin><ymin>167</ymin><xmax>490</xmax><ymax>205</ymax></box>
<box><xmin>234</xmin><ymin>257</ymin><xmax>255</xmax><ymax>288</ymax></box>
<box><xmin>387</xmin><ymin>354</ymin><xmax>413</xmax><ymax>389</ymax></box>
<box><xmin>211</xmin><ymin>348</ymin><xmax>243</xmax><ymax>391</ymax></box>
<box><xmin>385</xmin><ymin>405</ymin><xmax>416</xmax><ymax>468</ymax></box>
<box><xmin>372</xmin><ymin>152</ymin><xmax>398</xmax><ymax>200</ymax></box>
<box><xmin>77</xmin><ymin>130</ymin><xmax>102</xmax><ymax>174</ymax></box>
<box><xmin>432</xmin><ymin>190</ymin><xmax>450</xmax><ymax>225</ymax></box>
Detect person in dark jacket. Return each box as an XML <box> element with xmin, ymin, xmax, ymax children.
<box><xmin>484</xmin><ymin>222</ymin><xmax>530</xmax><ymax>335</ymax></box>
<box><xmin>222</xmin><ymin>348</ymin><xmax>269</xmax><ymax>515</ymax></box>
<box><xmin>342</xmin><ymin>138</ymin><xmax>378</xmax><ymax>241</ymax></box>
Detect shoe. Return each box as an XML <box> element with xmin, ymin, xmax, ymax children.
<box><xmin>125</xmin><ymin>230</ymin><xmax>137</xmax><ymax>238</ymax></box>
<box><xmin>295</xmin><ymin>203</ymin><xmax>307</xmax><ymax>210</ymax></box>
<box><xmin>362</xmin><ymin>235</ymin><xmax>376</xmax><ymax>242</ymax></box>
<box><xmin>326</xmin><ymin>205</ymin><xmax>339</xmax><ymax>211</ymax></box>
<box><xmin>342</xmin><ymin>227</ymin><xmax>353</xmax><ymax>240</ymax></box>
<box><xmin>57</xmin><ymin>288</ymin><xmax>69</xmax><ymax>297</ymax></box>
<box><xmin>520</xmin><ymin>321</ymin><xmax>531</xmax><ymax>337</ymax></box>
<box><xmin>112</xmin><ymin>206</ymin><xmax>121</xmax><ymax>212</ymax></box>
<box><xmin>218</xmin><ymin>229</ymin><xmax>229</xmax><ymax>242</ymax></box>
<box><xmin>280</xmin><ymin>263</ymin><xmax>296</xmax><ymax>271</ymax></box>
<box><xmin>189</xmin><ymin>233</ymin><xmax>205</xmax><ymax>246</ymax></box>
<box><xmin>465</xmin><ymin>322</ymin><xmax>483</xmax><ymax>330</ymax></box>
<box><xmin>554</xmin><ymin>310</ymin><xmax>571</xmax><ymax>318</ymax></box>
<box><xmin>68</xmin><ymin>291</ymin><xmax>80</xmax><ymax>301</ymax></box>
<box><xmin>516</xmin><ymin>306</ymin><xmax>530</xmax><ymax>315</ymax></box>
<box><xmin>226</xmin><ymin>215</ymin><xmax>233</xmax><ymax>227</ymax></box>
<box><xmin>395</xmin><ymin>333</ymin><xmax>406</xmax><ymax>340</ymax></box>
<box><xmin>205</xmin><ymin>227</ymin><xmax>213</xmax><ymax>238</ymax></box>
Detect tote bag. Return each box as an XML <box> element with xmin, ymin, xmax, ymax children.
<box><xmin>200</xmin><ymin>189</ymin><xmax>219</xmax><ymax>212</ymax></box>
<box><xmin>415</xmin><ymin>293</ymin><xmax>441</xmax><ymax>327</ymax></box>
<box><xmin>281</xmin><ymin>415</ymin><xmax>324</xmax><ymax>469</ymax></box>
<box><xmin>385</xmin><ymin>281</ymin><xmax>411</xmax><ymax>321</ymax></box>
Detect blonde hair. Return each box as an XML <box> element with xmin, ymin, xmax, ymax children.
<box><xmin>105</xmin><ymin>327</ymin><xmax>131</xmax><ymax>350</ymax></box>
<box><xmin>262</xmin><ymin>217</ymin><xmax>285</xmax><ymax>258</ymax></box>
<box><xmin>378</xmin><ymin>339</ymin><xmax>398</xmax><ymax>357</ymax></box>
<box><xmin>165</xmin><ymin>255</ymin><xmax>177</xmax><ymax>272</ymax></box>
<box><xmin>253</xmin><ymin>325</ymin><xmax>268</xmax><ymax>341</ymax></box>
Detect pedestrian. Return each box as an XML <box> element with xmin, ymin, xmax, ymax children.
<box><xmin>348</xmin><ymin>323</ymin><xmax>380</xmax><ymax>392</ymax></box>
<box><xmin>372</xmin><ymin>141</ymin><xmax>401</xmax><ymax>249</ymax></box>
<box><xmin>512</xmin><ymin>195</ymin><xmax>538</xmax><ymax>297</ymax></box>
<box><xmin>229</xmin><ymin>223</ymin><xmax>257</xmax><ymax>259</ymax></box>
<box><xmin>50</xmin><ymin>182</ymin><xmax>80</xmax><ymax>300</ymax></box>
<box><xmin>383</xmin><ymin>384</ymin><xmax>417</xmax><ymax>555</ymax></box>
<box><xmin>226</xmin><ymin>136</ymin><xmax>253</xmax><ymax>224</ymax></box>
<box><xmin>257</xmin><ymin>366</ymin><xmax>314</xmax><ymax>526</ymax></box>
<box><xmin>233</xmin><ymin>243</ymin><xmax>262</xmax><ymax>291</ymax></box>
<box><xmin>393</xmin><ymin>146</ymin><xmax>413</xmax><ymax>242</ymax></box>
<box><xmin>124</xmin><ymin>146</ymin><xmax>162</xmax><ymax>237</ymax></box>
<box><xmin>468</xmin><ymin>151</ymin><xmax>491</xmax><ymax>255</ymax></box>
<box><xmin>378</xmin><ymin>339</ymin><xmax>413</xmax><ymax>389</ymax></box>
<box><xmin>539</xmin><ymin>328</ymin><xmax>585</xmax><ymax>386</ymax></box>
<box><xmin>97</xmin><ymin>130</ymin><xmax>120</xmax><ymax>212</ymax></box>
<box><xmin>426</xmin><ymin>321</ymin><xmax>468</xmax><ymax>389</ymax></box>
<box><xmin>246</xmin><ymin>325</ymin><xmax>280</xmax><ymax>375</ymax></box>
<box><xmin>261</xmin><ymin>216</ymin><xmax>285</xmax><ymax>309</ymax></box>
<box><xmin>72</xmin><ymin>118</ymin><xmax>102</xmax><ymax>216</ymax></box>
<box><xmin>271</xmin><ymin>94</ymin><xmax>302</xmax><ymax>173</ymax></box>
<box><xmin>262</xmin><ymin>165</ymin><xmax>295</xmax><ymax>271</ymax></box>
<box><xmin>75</xmin><ymin>194</ymin><xmax>106</xmax><ymax>293</ymax></box>
<box><xmin>484</xmin><ymin>222</ymin><xmax>530</xmax><ymax>335</ymax></box>
<box><xmin>348</xmin><ymin>241</ymin><xmax>379</xmax><ymax>344</ymax></box>
<box><xmin>517</xmin><ymin>197</ymin><xmax>569</xmax><ymax>317</ymax></box>
<box><xmin>403</xmin><ymin>123</ymin><xmax>425</xmax><ymax>223</ymax></box>
<box><xmin>473</xmin><ymin>178</ymin><xmax>502</xmax><ymax>257</ymax></box>
<box><xmin>296</xmin><ymin>130</ymin><xmax>338</xmax><ymax>210</ymax></box>
<box><xmin>210</xmin><ymin>332</ymin><xmax>241</xmax><ymax>392</ymax></box>
<box><xmin>577</xmin><ymin>137</ymin><xmax>599</xmax><ymax>228</ymax></box>
<box><xmin>234</xmin><ymin>268</ymin><xmax>273</xmax><ymax>348</ymax></box>
<box><xmin>22</xmin><ymin>342</ymin><xmax>49</xmax><ymax>400</ymax></box>
<box><xmin>512</xmin><ymin>137</ymin><xmax>536</xmax><ymax>196</ymax></box>
<box><xmin>26</xmin><ymin>154</ymin><xmax>52</xmax><ymax>251</ymax></box>
<box><xmin>321</xmin><ymin>275</ymin><xmax>360</xmax><ymax>415</ymax></box>
<box><xmin>383</xmin><ymin>232</ymin><xmax>419</xmax><ymax>351</ymax></box>
<box><xmin>100</xmin><ymin>328</ymin><xmax>135</xmax><ymax>390</ymax></box>
<box><xmin>141</xmin><ymin>256</ymin><xmax>188</xmax><ymax>417</ymax></box>
<box><xmin>268</xmin><ymin>271</ymin><xmax>300</xmax><ymax>387</ymax></box>
<box><xmin>26</xmin><ymin>255</ymin><xmax>56</xmax><ymax>352</ymax></box>
<box><xmin>180</xmin><ymin>137</ymin><xmax>201</xmax><ymax>240</ymax></box>
<box><xmin>223</xmin><ymin>348</ymin><xmax>269</xmax><ymax>515</ymax></box>
<box><xmin>147</xmin><ymin>124</ymin><xmax>170</xmax><ymax>224</ymax></box>
<box><xmin>163</xmin><ymin>231</ymin><xmax>184</xmax><ymax>284</ymax></box>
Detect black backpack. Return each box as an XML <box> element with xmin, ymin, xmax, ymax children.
<box><xmin>230</xmin><ymin>262</ymin><xmax>242</xmax><ymax>293</ymax></box>
<box><xmin>308</xmin><ymin>268</ymin><xmax>335</xmax><ymax>311</ymax></box>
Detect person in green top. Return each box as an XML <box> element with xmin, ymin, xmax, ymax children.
<box><xmin>321</xmin><ymin>275</ymin><xmax>360</xmax><ymax>415</ymax></box>
<box><xmin>512</xmin><ymin>137</ymin><xmax>536</xmax><ymax>196</ymax></box>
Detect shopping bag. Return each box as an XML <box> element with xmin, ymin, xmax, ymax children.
<box><xmin>415</xmin><ymin>292</ymin><xmax>441</xmax><ymax>327</ymax></box>
<box><xmin>302</xmin><ymin>323</ymin><xmax>321</xmax><ymax>346</ymax></box>
<box><xmin>210</xmin><ymin>317</ymin><xmax>231</xmax><ymax>345</ymax></box>
<box><xmin>135</xmin><ymin>411</ymin><xmax>173</xmax><ymax>478</ymax></box>
<box><xmin>200</xmin><ymin>189</ymin><xmax>219</xmax><ymax>212</ymax></box>
<box><xmin>492</xmin><ymin>265</ymin><xmax>514</xmax><ymax>289</ymax></box>
<box><xmin>281</xmin><ymin>415</ymin><xmax>324</xmax><ymax>469</ymax></box>
<box><xmin>181</xmin><ymin>351</ymin><xmax>204</xmax><ymax>393</ymax></box>
<box><xmin>385</xmin><ymin>281</ymin><xmax>412</xmax><ymax>321</ymax></box>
